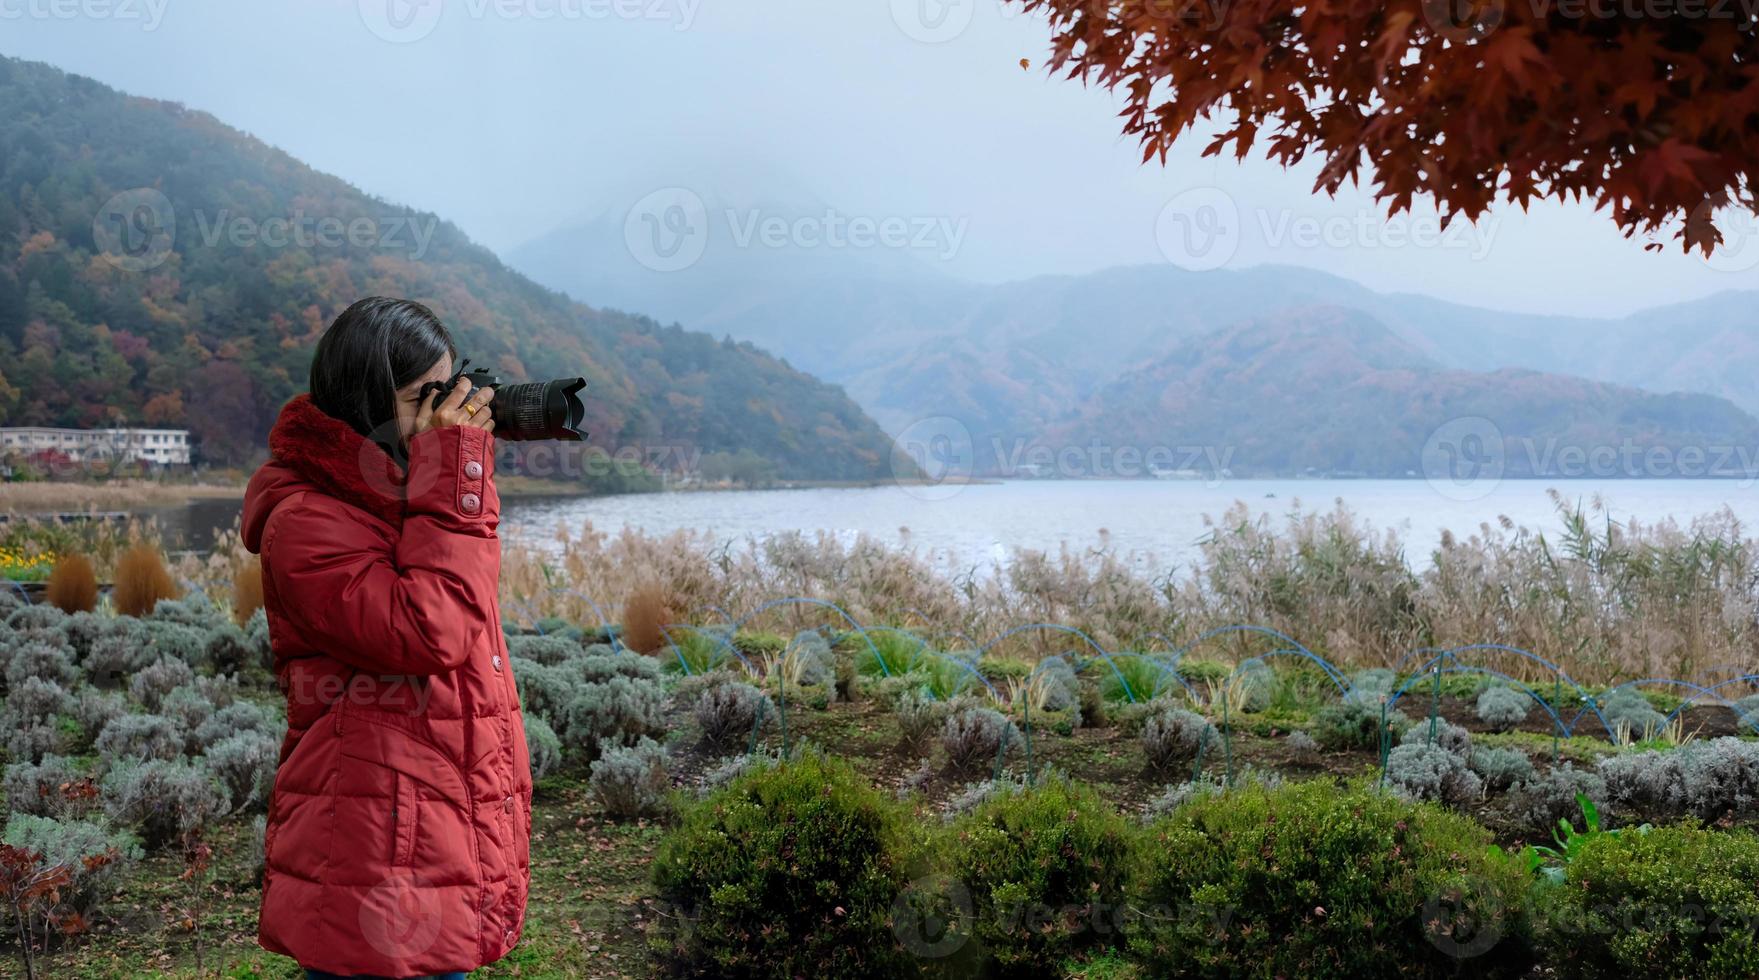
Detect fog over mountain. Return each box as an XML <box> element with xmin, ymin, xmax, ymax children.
<box><xmin>509</xmin><ymin>194</ymin><xmax>1759</xmax><ymax>475</ymax></box>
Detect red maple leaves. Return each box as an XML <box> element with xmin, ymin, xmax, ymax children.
<box><xmin>1016</xmin><ymin>0</ymin><xmax>1759</xmax><ymax>253</ymax></box>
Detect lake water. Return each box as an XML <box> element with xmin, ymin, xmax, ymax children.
<box><xmin>501</xmin><ymin>478</ymin><xmax>1759</xmax><ymax>572</ymax></box>
<box><xmin>146</xmin><ymin>479</ymin><xmax>1759</xmax><ymax>569</ymax></box>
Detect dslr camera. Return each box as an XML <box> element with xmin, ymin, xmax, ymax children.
<box><xmin>421</xmin><ymin>359</ymin><xmax>588</xmax><ymax>442</ymax></box>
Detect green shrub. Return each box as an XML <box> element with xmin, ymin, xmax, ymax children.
<box><xmin>1400</xmin><ymin>718</ymin><xmax>1473</xmax><ymax>756</ymax></box>
<box><xmin>1477</xmin><ymin>687</ymin><xmax>1531</xmax><ymax>732</ymax></box>
<box><xmin>1174</xmin><ymin>657</ymin><xmax>1230</xmax><ymax>686</ymax></box>
<box><xmin>129</xmin><ymin>656</ymin><xmax>195</xmax><ymax>711</ymax></box>
<box><xmin>2</xmin><ymin>814</ymin><xmax>141</xmax><ymax>919</ymax></box>
<box><xmin>1508</xmin><ymin>765</ymin><xmax>1611</xmax><ymax>840</ymax></box>
<box><xmin>507</xmin><ymin>633</ymin><xmax>578</xmax><ymax>666</ymax></box>
<box><xmin>733</xmin><ymin>630</ymin><xmax>789</xmax><ymax>657</ymax></box>
<box><xmin>3</xmin><ymin>754</ymin><xmax>91</xmax><ymax>818</ymax></box>
<box><xmin>191</xmin><ymin>701</ymin><xmax>280</xmax><ymax>753</ymax></box>
<box><xmin>1140</xmin><ymin>707</ymin><xmax>1217</xmax><ymax>773</ymax></box>
<box><xmin>896</xmin><ymin>689</ymin><xmax>947</xmax><ymax>752</ymax></box>
<box><xmin>100</xmin><ymin>758</ymin><xmax>229</xmax><ymax>848</ymax></box>
<box><xmin>941</xmin><ymin>706</ymin><xmax>1020</xmax><ymax>775</ymax></box>
<box><xmin>5</xmin><ymin>639</ymin><xmax>77</xmax><ymax>689</ymax></box>
<box><xmin>203</xmin><ymin>730</ymin><xmax>278</xmax><ymax>811</ymax></box>
<box><xmin>1313</xmin><ymin>697</ymin><xmax>1406</xmax><ymax>751</ymax></box>
<box><xmin>1470</xmin><ymin>746</ymin><xmax>1535</xmax><ymax>792</ymax></box>
<box><xmin>1595</xmin><ymin>689</ymin><xmax>1665</xmax><ymax>741</ymax></box>
<box><xmin>94</xmin><ymin>713</ymin><xmax>182</xmax><ymax>766</ymax></box>
<box><xmin>1385</xmin><ymin>742</ymin><xmax>1483</xmax><ymax>806</ymax></box>
<box><xmin>588</xmin><ymin>736</ymin><xmax>668</xmax><ymax>819</ymax></box>
<box><xmin>525</xmin><ymin>713</ymin><xmax>563</xmax><ymax>780</ymax></box>
<box><xmin>1131</xmin><ymin>780</ymin><xmax>1534</xmax><ymax>978</ymax></box>
<box><xmin>693</xmin><ymin>682</ymin><xmax>774</xmax><ymax>752</ymax></box>
<box><xmin>559</xmin><ymin>672</ymin><xmax>667</xmax><ymax>759</ymax></box>
<box><xmin>939</xmin><ymin>777</ymin><xmax>1134</xmax><ymax>974</ymax></box>
<box><xmin>651</xmin><ymin>751</ymin><xmax>921</xmax><ymax>977</ymax></box>
<box><xmin>510</xmin><ymin>656</ymin><xmax>577</xmax><ymax>731</ymax></box>
<box><xmin>1539</xmin><ymin>824</ymin><xmax>1759</xmax><ymax>979</ymax></box>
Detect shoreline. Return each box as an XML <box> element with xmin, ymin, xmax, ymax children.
<box><xmin>0</xmin><ymin>480</ymin><xmax>246</xmax><ymax>513</ymax></box>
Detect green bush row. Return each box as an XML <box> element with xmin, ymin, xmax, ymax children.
<box><xmin>651</xmin><ymin>755</ymin><xmax>1759</xmax><ymax>979</ymax></box>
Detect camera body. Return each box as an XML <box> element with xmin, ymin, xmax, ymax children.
<box><xmin>421</xmin><ymin>359</ymin><xmax>588</xmax><ymax>442</ymax></box>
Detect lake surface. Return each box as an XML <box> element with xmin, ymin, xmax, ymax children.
<box><xmin>146</xmin><ymin>479</ymin><xmax>1759</xmax><ymax>569</ymax></box>
<box><xmin>498</xmin><ymin>478</ymin><xmax>1759</xmax><ymax>572</ymax></box>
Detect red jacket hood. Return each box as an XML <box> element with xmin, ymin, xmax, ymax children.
<box><xmin>242</xmin><ymin>394</ymin><xmax>407</xmax><ymax>552</ymax></box>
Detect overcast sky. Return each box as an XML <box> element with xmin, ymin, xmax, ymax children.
<box><xmin>6</xmin><ymin>0</ymin><xmax>1756</xmax><ymax>317</ymax></box>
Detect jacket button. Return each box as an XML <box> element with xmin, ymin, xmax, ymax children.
<box><xmin>460</xmin><ymin>493</ymin><xmax>481</xmax><ymax>513</ymax></box>
<box><xmin>464</xmin><ymin>460</ymin><xmax>483</xmax><ymax>479</ymax></box>
<box><xmin>491</xmin><ymin>654</ymin><xmax>502</xmax><ymax>670</ymax></box>
<box><xmin>503</xmin><ymin>796</ymin><xmax>514</xmax><ymax>813</ymax></box>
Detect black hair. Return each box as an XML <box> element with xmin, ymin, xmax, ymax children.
<box><xmin>309</xmin><ymin>297</ymin><xmax>456</xmax><ymax>458</ymax></box>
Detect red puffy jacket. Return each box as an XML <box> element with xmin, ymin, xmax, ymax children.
<box><xmin>241</xmin><ymin>394</ymin><xmax>530</xmax><ymax>977</ymax></box>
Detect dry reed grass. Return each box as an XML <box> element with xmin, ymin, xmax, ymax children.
<box><xmin>110</xmin><ymin>492</ymin><xmax>1759</xmax><ymax>686</ymax></box>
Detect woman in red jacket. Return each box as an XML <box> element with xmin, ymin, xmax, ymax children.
<box><xmin>241</xmin><ymin>297</ymin><xmax>531</xmax><ymax>980</ymax></box>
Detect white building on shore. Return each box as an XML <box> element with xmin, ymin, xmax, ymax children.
<box><xmin>0</xmin><ymin>426</ymin><xmax>191</xmax><ymax>465</ymax></box>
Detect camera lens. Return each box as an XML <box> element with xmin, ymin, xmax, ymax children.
<box><xmin>492</xmin><ymin>378</ymin><xmax>588</xmax><ymax>442</ymax></box>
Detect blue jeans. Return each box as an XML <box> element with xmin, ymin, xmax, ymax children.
<box><xmin>304</xmin><ymin>964</ymin><xmax>464</xmax><ymax>971</ymax></box>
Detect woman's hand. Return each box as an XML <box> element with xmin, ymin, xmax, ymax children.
<box><xmin>413</xmin><ymin>378</ymin><xmax>495</xmax><ymax>435</ymax></box>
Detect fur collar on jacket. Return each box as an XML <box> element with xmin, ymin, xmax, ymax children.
<box><xmin>265</xmin><ymin>394</ymin><xmax>407</xmax><ymax>528</ymax></box>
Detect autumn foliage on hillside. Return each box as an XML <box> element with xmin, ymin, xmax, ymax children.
<box><xmin>0</xmin><ymin>57</ymin><xmax>896</xmax><ymax>480</ymax></box>
<box><xmin>1016</xmin><ymin>0</ymin><xmax>1759</xmax><ymax>252</ymax></box>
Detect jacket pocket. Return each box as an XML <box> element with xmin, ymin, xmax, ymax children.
<box><xmin>391</xmin><ymin>771</ymin><xmax>418</xmax><ymax>867</ymax></box>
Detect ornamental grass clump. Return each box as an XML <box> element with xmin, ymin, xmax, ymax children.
<box><xmin>44</xmin><ymin>553</ymin><xmax>98</xmax><ymax>613</ymax></box>
<box><xmin>112</xmin><ymin>544</ymin><xmax>178</xmax><ymax>618</ymax></box>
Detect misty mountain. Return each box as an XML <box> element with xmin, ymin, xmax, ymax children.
<box><xmin>511</xmin><ymin>204</ymin><xmax>1759</xmax><ymax>474</ymax></box>
<box><xmin>0</xmin><ymin>55</ymin><xmax>901</xmax><ymax>482</ymax></box>
<box><xmin>1049</xmin><ymin>308</ymin><xmax>1759</xmax><ymax>478</ymax></box>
